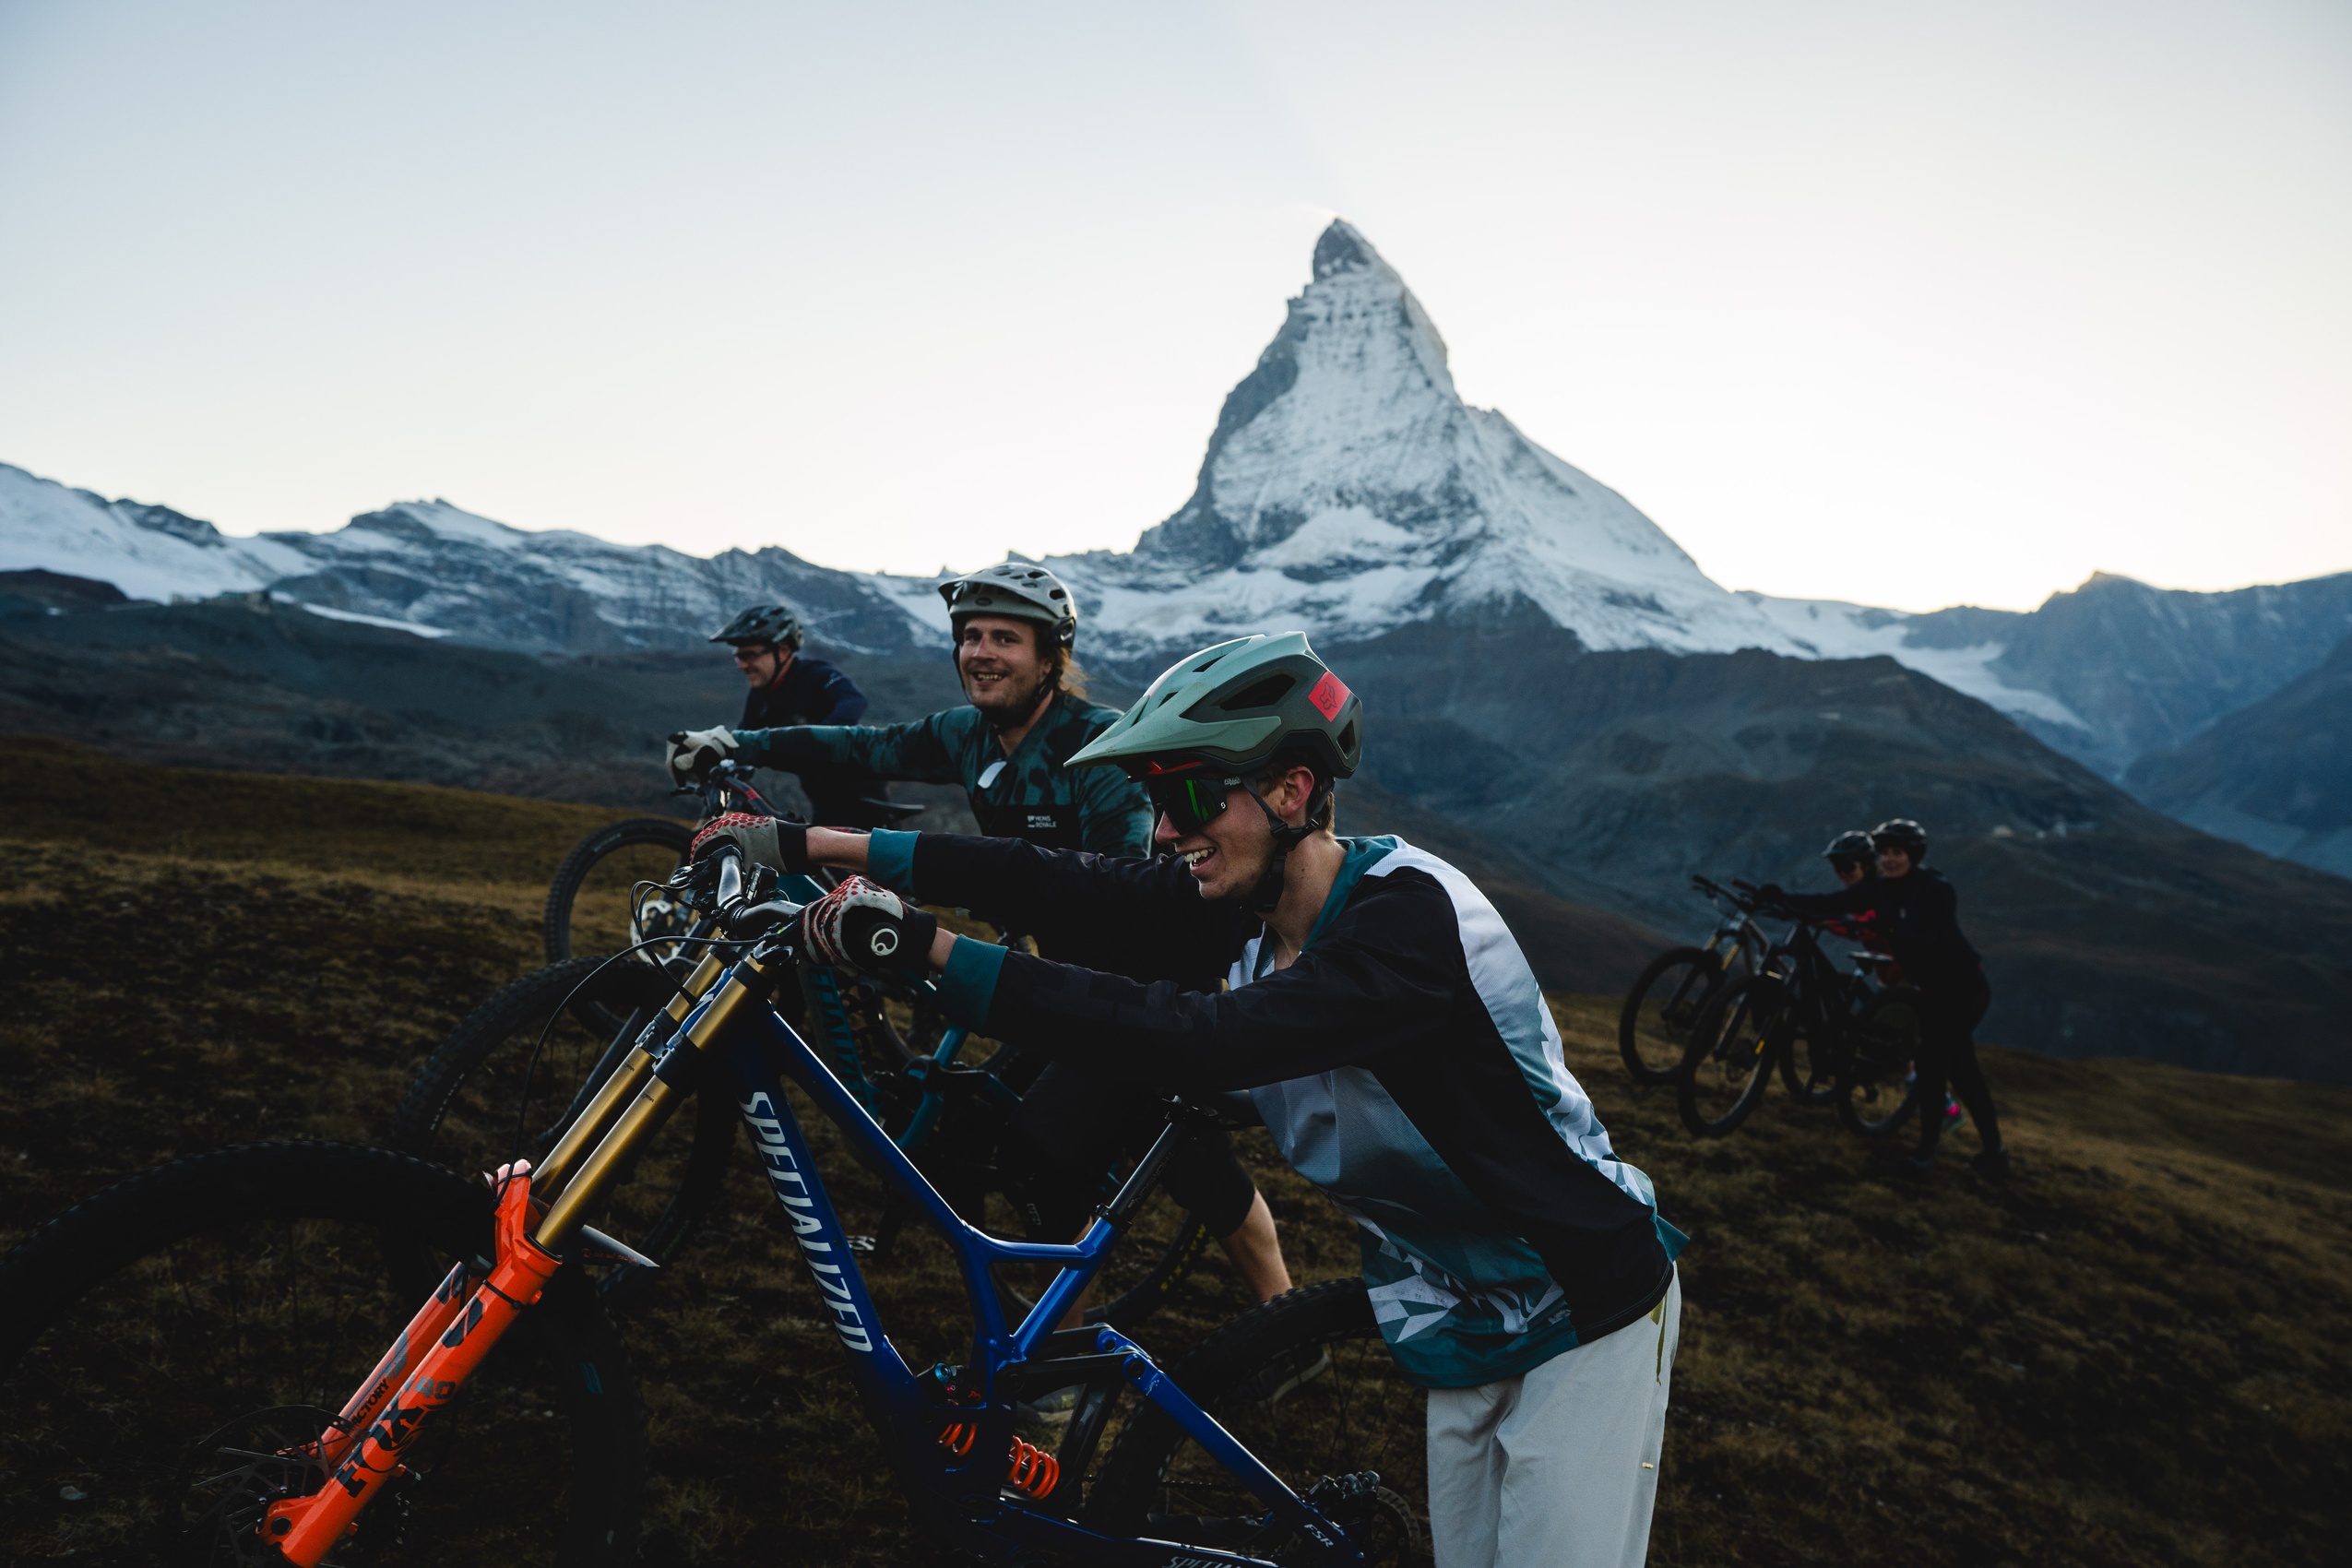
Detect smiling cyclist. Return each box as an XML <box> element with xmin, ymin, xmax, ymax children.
<box><xmin>701</xmin><ymin>631</ymin><xmax>1689</xmax><ymax>1568</ymax></box>
<box><xmin>677</xmin><ymin>563</ymin><xmax>1291</xmax><ymax>1313</ymax></box>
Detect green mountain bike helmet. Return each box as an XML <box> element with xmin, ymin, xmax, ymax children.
<box><xmin>1071</xmin><ymin>632</ymin><xmax>1365</xmax><ymax>909</ymax></box>
<box><xmin>1068</xmin><ymin>631</ymin><xmax>1363</xmax><ymax>782</ymax></box>
<box><xmin>938</xmin><ymin>563</ymin><xmax>1079</xmax><ymax>648</ymax></box>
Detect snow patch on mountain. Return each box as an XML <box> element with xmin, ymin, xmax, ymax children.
<box><xmin>1739</xmin><ymin>591</ymin><xmax>2092</xmax><ymax>731</ymax></box>
<box><xmin>0</xmin><ymin>464</ymin><xmax>306</xmax><ymax>602</ymax></box>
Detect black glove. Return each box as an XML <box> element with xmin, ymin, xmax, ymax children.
<box><xmin>688</xmin><ymin>812</ymin><xmax>811</xmax><ymax>873</ymax></box>
<box><xmin>805</xmin><ymin>876</ymin><xmax>938</xmax><ymax>978</ymax></box>
<box><xmin>1756</xmin><ymin>883</ymin><xmax>1788</xmax><ymax>903</ymax></box>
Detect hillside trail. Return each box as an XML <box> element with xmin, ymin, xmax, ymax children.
<box><xmin>0</xmin><ymin>748</ymin><xmax>2344</xmax><ymax>1567</ymax></box>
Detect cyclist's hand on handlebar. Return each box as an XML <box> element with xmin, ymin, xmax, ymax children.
<box><xmin>665</xmin><ymin>725</ymin><xmax>740</xmax><ymax>785</ymax></box>
<box><xmin>690</xmin><ymin>812</ymin><xmax>810</xmax><ymax>873</ymax></box>
<box><xmin>805</xmin><ymin>876</ymin><xmax>938</xmax><ymax>978</ymax></box>
<box><xmin>1755</xmin><ymin>883</ymin><xmax>1788</xmax><ymax>904</ymax></box>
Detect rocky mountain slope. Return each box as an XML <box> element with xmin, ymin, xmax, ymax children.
<box><xmin>2126</xmin><ymin>633</ymin><xmax>2352</xmax><ymax>879</ymax></box>
<box><xmin>1333</xmin><ymin>623</ymin><xmax>2352</xmax><ymax>1080</ymax></box>
<box><xmin>6</xmin><ymin>586</ymin><xmax>2346</xmax><ymax>1078</ymax></box>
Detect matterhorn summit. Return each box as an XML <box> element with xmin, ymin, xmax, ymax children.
<box><xmin>1052</xmin><ymin>220</ymin><xmax>1788</xmax><ymax>659</ymax></box>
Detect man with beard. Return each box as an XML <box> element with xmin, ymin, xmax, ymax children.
<box><xmin>666</xmin><ymin>563</ymin><xmax>1291</xmax><ymax>1313</ymax></box>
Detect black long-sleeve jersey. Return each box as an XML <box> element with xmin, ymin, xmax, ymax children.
<box><xmin>878</xmin><ymin>828</ymin><xmax>1683</xmax><ymax>1387</ymax></box>
<box><xmin>1782</xmin><ymin>866</ymin><xmax>1984</xmax><ymax>995</ymax></box>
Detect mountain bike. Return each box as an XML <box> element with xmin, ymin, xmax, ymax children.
<box><xmin>398</xmin><ymin>853</ymin><xmax>1212</xmax><ymax>1326</ymax></box>
<box><xmin>1674</xmin><ymin>893</ymin><xmax>1920</xmax><ymax>1138</ymax></box>
<box><xmin>0</xmin><ymin>853</ymin><xmax>1425</xmax><ymax>1564</ymax></box>
<box><xmin>1617</xmin><ymin>875</ymin><xmax>1772</xmax><ymax>1085</ymax></box>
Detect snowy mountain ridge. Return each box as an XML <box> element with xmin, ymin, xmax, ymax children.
<box><xmin>10</xmin><ymin>219</ymin><xmax>2335</xmax><ymax>776</ymax></box>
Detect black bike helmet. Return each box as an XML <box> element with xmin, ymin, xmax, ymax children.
<box><xmin>1871</xmin><ymin>818</ymin><xmax>1928</xmax><ymax>859</ymax></box>
<box><xmin>1823</xmin><ymin>829</ymin><xmax>1876</xmax><ymax>867</ymax></box>
<box><xmin>710</xmin><ymin>604</ymin><xmax>805</xmax><ymax>651</ymax></box>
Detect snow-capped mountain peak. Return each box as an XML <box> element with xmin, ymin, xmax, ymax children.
<box><xmin>1060</xmin><ymin>220</ymin><xmax>1778</xmax><ymax>659</ymax></box>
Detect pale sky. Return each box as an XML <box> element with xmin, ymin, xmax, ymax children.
<box><xmin>1</xmin><ymin>0</ymin><xmax>2345</xmax><ymax>612</ymax></box>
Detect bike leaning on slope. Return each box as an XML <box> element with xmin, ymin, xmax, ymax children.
<box><xmin>1674</xmin><ymin>885</ymin><xmax>1922</xmax><ymax>1138</ymax></box>
<box><xmin>0</xmin><ymin>849</ymin><xmax>1429</xmax><ymax>1565</ymax></box>
<box><xmin>1617</xmin><ymin>874</ymin><xmax>1773</xmax><ymax>1086</ymax></box>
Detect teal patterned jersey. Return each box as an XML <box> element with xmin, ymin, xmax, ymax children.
<box><xmin>735</xmin><ymin>689</ymin><xmax>1154</xmax><ymax>858</ymax></box>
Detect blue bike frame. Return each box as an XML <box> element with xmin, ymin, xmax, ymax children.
<box><xmin>695</xmin><ymin>966</ymin><xmax>1365</xmax><ymax>1566</ymax></box>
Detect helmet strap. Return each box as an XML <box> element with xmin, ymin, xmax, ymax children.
<box><xmin>1237</xmin><ymin>778</ymin><xmax>1336</xmax><ymax>915</ymax></box>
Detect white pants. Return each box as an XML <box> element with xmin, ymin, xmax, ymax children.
<box><xmin>1425</xmin><ymin>1268</ymin><xmax>1681</xmax><ymax>1568</ymax></box>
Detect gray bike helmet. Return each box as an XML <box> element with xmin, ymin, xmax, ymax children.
<box><xmin>710</xmin><ymin>603</ymin><xmax>805</xmax><ymax>651</ymax></box>
<box><xmin>1871</xmin><ymin>818</ymin><xmax>1928</xmax><ymax>859</ymax></box>
<box><xmin>938</xmin><ymin>563</ymin><xmax>1078</xmax><ymax>648</ymax></box>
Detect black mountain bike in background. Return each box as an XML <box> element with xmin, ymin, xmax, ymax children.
<box><xmin>1617</xmin><ymin>876</ymin><xmax>1774</xmax><ymax>1085</ymax></box>
<box><xmin>1674</xmin><ymin>890</ymin><xmax>1922</xmax><ymax>1139</ymax></box>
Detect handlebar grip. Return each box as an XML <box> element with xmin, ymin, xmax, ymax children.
<box><xmin>714</xmin><ymin>851</ymin><xmax>744</xmax><ymax>912</ymax></box>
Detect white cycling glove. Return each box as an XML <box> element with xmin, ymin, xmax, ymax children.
<box><xmin>665</xmin><ymin>726</ymin><xmax>740</xmax><ymax>785</ymax></box>
<box><xmin>805</xmin><ymin>876</ymin><xmax>938</xmax><ymax>978</ymax></box>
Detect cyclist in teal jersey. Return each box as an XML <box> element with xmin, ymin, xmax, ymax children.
<box><xmin>701</xmin><ymin>631</ymin><xmax>1688</xmax><ymax>1568</ymax></box>
<box><xmin>671</xmin><ymin>564</ymin><xmax>1291</xmax><ymax>1313</ymax></box>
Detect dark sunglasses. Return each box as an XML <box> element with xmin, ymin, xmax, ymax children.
<box><xmin>1146</xmin><ymin>775</ymin><xmax>1241</xmax><ymax>835</ymax></box>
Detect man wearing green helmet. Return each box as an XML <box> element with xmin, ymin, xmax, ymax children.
<box><xmin>699</xmin><ymin>630</ymin><xmax>1689</xmax><ymax>1568</ymax></box>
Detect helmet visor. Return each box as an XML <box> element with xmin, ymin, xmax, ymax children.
<box><xmin>1146</xmin><ymin>775</ymin><xmax>1238</xmax><ymax>836</ymax></box>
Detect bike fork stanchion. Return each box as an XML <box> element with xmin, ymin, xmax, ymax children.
<box><xmin>266</xmin><ymin>1176</ymin><xmax>564</xmax><ymax>1563</ymax></box>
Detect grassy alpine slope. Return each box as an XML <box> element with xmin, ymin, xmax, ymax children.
<box><xmin>0</xmin><ymin>741</ymin><xmax>2345</xmax><ymax>1566</ymax></box>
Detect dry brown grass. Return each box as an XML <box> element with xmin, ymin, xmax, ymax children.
<box><xmin>1</xmin><ymin>745</ymin><xmax>2346</xmax><ymax>1565</ymax></box>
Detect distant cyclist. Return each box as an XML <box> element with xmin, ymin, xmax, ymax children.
<box><xmin>706</xmin><ymin>631</ymin><xmax>1690</xmax><ymax>1568</ymax></box>
<box><xmin>674</xmin><ymin>564</ymin><xmax>1289</xmax><ymax>1310</ymax></box>
<box><xmin>1813</xmin><ymin>828</ymin><xmax>1962</xmax><ymax>1134</ymax></box>
<box><xmin>1770</xmin><ymin>819</ymin><xmax>2006</xmax><ymax>1178</ymax></box>
<box><xmin>667</xmin><ymin>603</ymin><xmax>890</xmax><ymax>828</ymax></box>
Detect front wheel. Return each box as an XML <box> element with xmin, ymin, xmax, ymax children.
<box><xmin>1087</xmin><ymin>1278</ymin><xmax>1430</xmax><ymax>1564</ymax></box>
<box><xmin>1676</xmin><ymin>974</ymin><xmax>1784</xmax><ymax>1138</ymax></box>
<box><xmin>1618</xmin><ymin>946</ymin><xmax>1724</xmax><ymax>1086</ymax></box>
<box><xmin>0</xmin><ymin>1143</ymin><xmax>644</xmax><ymax>1565</ymax></box>
<box><xmin>543</xmin><ymin>817</ymin><xmax>697</xmax><ymax>966</ymax></box>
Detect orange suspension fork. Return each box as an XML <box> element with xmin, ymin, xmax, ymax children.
<box><xmin>310</xmin><ymin>1260</ymin><xmax>471</xmax><ymax>1475</ymax></box>
<box><xmin>265</xmin><ymin>1174</ymin><xmax>563</xmax><ymax>1563</ymax></box>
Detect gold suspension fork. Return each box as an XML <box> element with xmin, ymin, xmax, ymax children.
<box><xmin>530</xmin><ymin>947</ymin><xmax>727</xmax><ymax>1194</ymax></box>
<box><xmin>533</xmin><ymin>947</ymin><xmax>779</xmax><ymax>1249</ymax></box>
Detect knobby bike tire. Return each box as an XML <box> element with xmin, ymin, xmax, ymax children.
<box><xmin>1618</xmin><ymin>946</ymin><xmax>1723</xmax><ymax>1086</ymax></box>
<box><xmin>0</xmin><ymin>1142</ymin><xmax>644</xmax><ymax>1566</ymax></box>
<box><xmin>1836</xmin><ymin>986</ymin><xmax>1924</xmax><ymax>1140</ymax></box>
<box><xmin>388</xmin><ymin>958</ymin><xmax>736</xmax><ymax>1303</ymax></box>
<box><xmin>1777</xmin><ymin>1019</ymin><xmax>1841</xmax><ymax>1105</ymax></box>
<box><xmin>542</xmin><ymin>817</ymin><xmax>696</xmax><ymax>965</ymax></box>
<box><xmin>1676</xmin><ymin>973</ymin><xmax>1783</xmax><ymax>1138</ymax></box>
<box><xmin>1087</xmin><ymin>1277</ymin><xmax>1430</xmax><ymax>1564</ymax></box>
